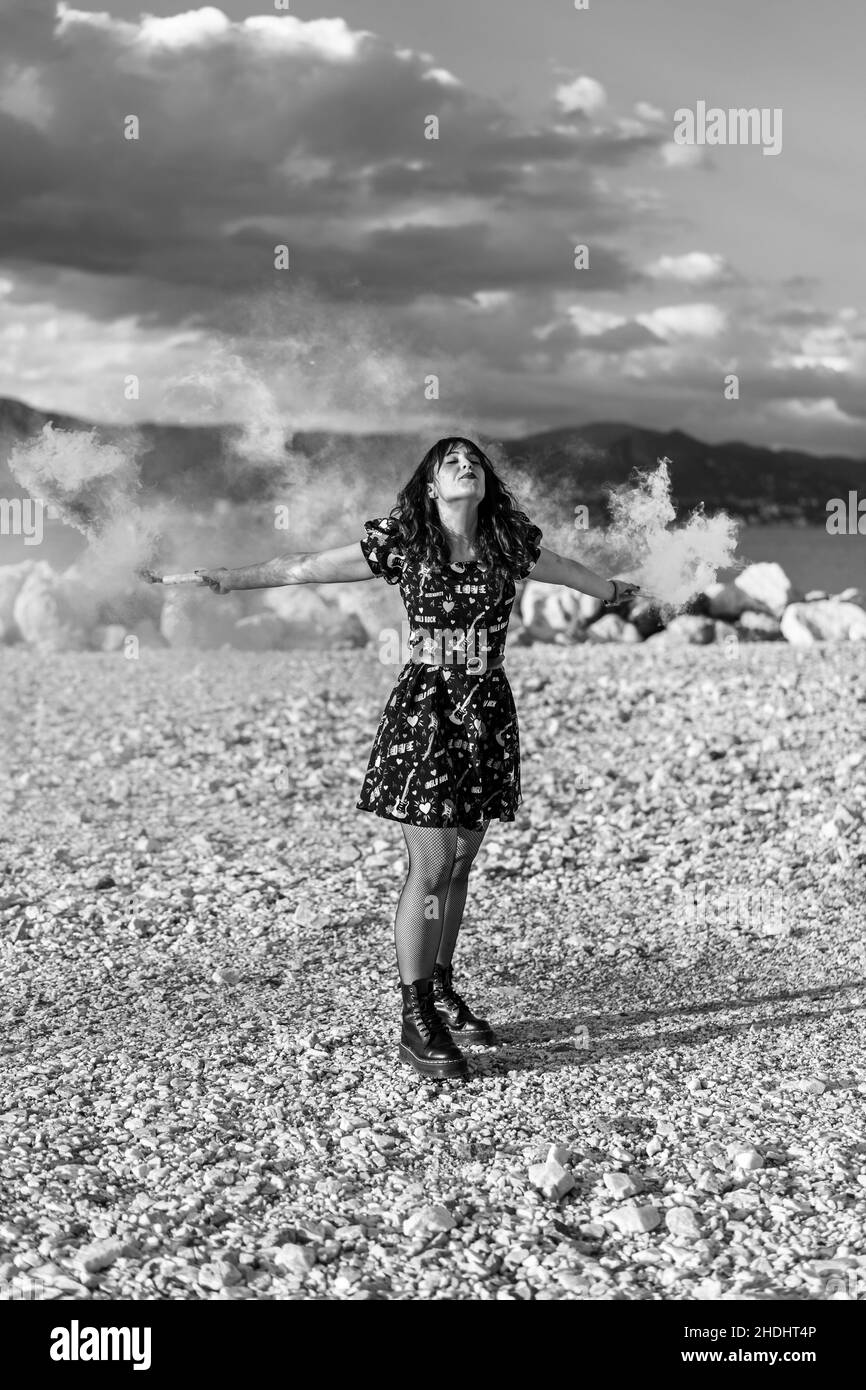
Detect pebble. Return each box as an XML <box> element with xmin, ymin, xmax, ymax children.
<box><xmin>732</xmin><ymin>1148</ymin><xmax>765</xmax><ymax>1172</ymax></box>
<box><xmin>75</xmin><ymin>1238</ymin><xmax>138</xmax><ymax>1273</ymax></box>
<box><xmin>603</xmin><ymin>1172</ymin><xmax>644</xmax><ymax>1199</ymax></box>
<box><xmin>2</xmin><ymin>641</ymin><xmax>864</xmax><ymax>1303</ymax></box>
<box><xmin>274</xmin><ymin>1244</ymin><xmax>316</xmax><ymax>1276</ymax></box>
<box><xmin>609</xmin><ymin>1205</ymin><xmax>662</xmax><ymax>1234</ymax></box>
<box><xmin>402</xmin><ymin>1205</ymin><xmax>456</xmax><ymax>1238</ymax></box>
<box><xmin>528</xmin><ymin>1148</ymin><xmax>576</xmax><ymax>1201</ymax></box>
<box><xmin>665</xmin><ymin>1207</ymin><xmax>703</xmax><ymax>1239</ymax></box>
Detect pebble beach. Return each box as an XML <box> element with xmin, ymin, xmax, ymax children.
<box><xmin>1</xmin><ymin>641</ymin><xmax>865</xmax><ymax>1301</ymax></box>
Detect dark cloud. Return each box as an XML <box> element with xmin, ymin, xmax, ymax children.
<box><xmin>0</xmin><ymin>4</ymin><xmax>660</xmax><ymax>313</ymax></box>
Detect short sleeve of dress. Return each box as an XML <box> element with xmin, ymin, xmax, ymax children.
<box><xmin>360</xmin><ymin>516</ymin><xmax>406</xmax><ymax>585</ymax></box>
<box><xmin>516</xmin><ymin>521</ymin><xmax>543</xmax><ymax>580</ymax></box>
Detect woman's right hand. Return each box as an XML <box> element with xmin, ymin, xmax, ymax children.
<box><xmin>194</xmin><ymin>567</ymin><xmax>233</xmax><ymax>594</ymax></box>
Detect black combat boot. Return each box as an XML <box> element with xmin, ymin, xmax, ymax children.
<box><xmin>399</xmin><ymin>978</ymin><xmax>468</xmax><ymax>1079</ymax></box>
<box><xmin>432</xmin><ymin>962</ymin><xmax>499</xmax><ymax>1046</ymax></box>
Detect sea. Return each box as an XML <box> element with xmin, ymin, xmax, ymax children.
<box><xmin>1</xmin><ymin>520</ymin><xmax>864</xmax><ymax>597</ymax></box>
<box><xmin>718</xmin><ymin>523</ymin><xmax>865</xmax><ymax>595</ymax></box>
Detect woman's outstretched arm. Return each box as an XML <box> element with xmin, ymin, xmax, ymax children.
<box><xmin>530</xmin><ymin>546</ymin><xmax>639</xmax><ymax>603</ymax></box>
<box><xmin>195</xmin><ymin>538</ymin><xmax>375</xmax><ymax>593</ymax></box>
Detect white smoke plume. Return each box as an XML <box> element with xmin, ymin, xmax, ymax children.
<box><xmin>7</xmin><ymin>423</ymin><xmax>168</xmax><ymax>591</ymax></box>
<box><xmin>532</xmin><ymin>457</ymin><xmax>741</xmax><ymax>611</ymax></box>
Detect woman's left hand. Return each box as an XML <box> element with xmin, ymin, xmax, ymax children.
<box><xmin>606</xmin><ymin>579</ymin><xmax>641</xmax><ymax>606</ymax></box>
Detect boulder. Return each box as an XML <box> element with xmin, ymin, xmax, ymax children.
<box><xmin>626</xmin><ymin>597</ymin><xmax>665</xmax><ymax>638</ymax></box>
<box><xmin>833</xmin><ymin>587</ymin><xmax>865</xmax><ymax>609</ymax></box>
<box><xmin>713</xmin><ymin>620</ymin><xmax>739</xmax><ymax>644</ymax></box>
<box><xmin>520</xmin><ymin>581</ymin><xmax>596</xmax><ymax>643</ymax></box>
<box><xmin>508</xmin><ymin>620</ymin><xmax>535</xmax><ymax>648</ymax></box>
<box><xmin>706</xmin><ymin>562</ymin><xmax>798</xmax><ymax>621</ymax></box>
<box><xmin>12</xmin><ymin>562</ymin><xmax>92</xmax><ymax>651</ymax></box>
<box><xmin>261</xmin><ymin>586</ymin><xmax>368</xmax><ymax>650</ymax></box>
<box><xmin>327</xmin><ymin>580</ymin><xmax>403</xmax><ymax>643</ymax></box>
<box><xmin>0</xmin><ymin>561</ymin><xmax>38</xmax><ymax>642</ymax></box>
<box><xmin>734</xmin><ymin>561</ymin><xmax>799</xmax><ymax>619</ymax></box>
<box><xmin>704</xmin><ymin>580</ymin><xmax>750</xmax><ymax>621</ymax></box>
<box><xmin>805</xmin><ymin>590</ymin><xmax>829</xmax><ymax>602</ymax></box>
<box><xmin>780</xmin><ymin>600</ymin><xmax>866</xmax><ymax>645</ymax></box>
<box><xmin>60</xmin><ymin>562</ymin><xmax>115</xmax><ymax>633</ymax></box>
<box><xmin>656</xmin><ymin>614</ymin><xmax>716</xmax><ymax>645</ymax></box>
<box><xmin>587</xmin><ymin>613</ymin><xmax>638</xmax><ymax>643</ymax></box>
<box><xmin>736</xmin><ymin>611</ymin><xmax>782</xmax><ymax>641</ymax></box>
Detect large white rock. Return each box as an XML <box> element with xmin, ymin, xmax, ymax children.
<box><xmin>780</xmin><ymin>600</ymin><xmax>866</xmax><ymax>645</ymax></box>
<box><xmin>587</xmin><ymin>613</ymin><xmax>636</xmax><ymax>643</ymax></box>
<box><xmin>833</xmin><ymin>587</ymin><xmax>865</xmax><ymax>609</ymax></box>
<box><xmin>706</xmin><ymin>562</ymin><xmax>798</xmax><ymax>621</ymax></box>
<box><xmin>704</xmin><ymin>580</ymin><xmax>751</xmax><ymax>621</ymax></box>
<box><xmin>734</xmin><ymin>562</ymin><xmax>798</xmax><ymax>619</ymax></box>
<box><xmin>12</xmin><ymin>562</ymin><xmax>92</xmax><ymax>651</ymax></box>
<box><xmin>520</xmin><ymin>581</ymin><xmax>597</xmax><ymax>643</ymax></box>
<box><xmin>657</xmin><ymin>614</ymin><xmax>716</xmax><ymax>645</ymax></box>
<box><xmin>0</xmin><ymin>561</ymin><xmax>38</xmax><ymax>642</ymax></box>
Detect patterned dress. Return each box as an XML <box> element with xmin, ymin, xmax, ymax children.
<box><xmin>355</xmin><ymin>515</ymin><xmax>543</xmax><ymax>829</ymax></box>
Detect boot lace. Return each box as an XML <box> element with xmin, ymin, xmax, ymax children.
<box><xmin>408</xmin><ymin>988</ymin><xmax>441</xmax><ymax>1035</ymax></box>
<box><xmin>435</xmin><ymin>971</ymin><xmax>469</xmax><ymax>1016</ymax></box>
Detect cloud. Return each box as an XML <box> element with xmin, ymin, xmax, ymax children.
<box><xmin>0</xmin><ymin>7</ymin><xmax>661</xmax><ymax>317</ymax></box>
<box><xmin>660</xmin><ymin>142</ymin><xmax>711</xmax><ymax>170</ymax></box>
<box><xmin>553</xmin><ymin>75</ymin><xmax>607</xmax><ymax>117</ymax></box>
<box><xmin>0</xmin><ymin>4</ymin><xmax>862</xmax><ymax>455</ymax></box>
<box><xmin>634</xmin><ymin>101</ymin><xmax>665</xmax><ymax>123</ymax></box>
<box><xmin>635</xmin><ymin>303</ymin><xmax>727</xmax><ymax>340</ymax></box>
<box><xmin>644</xmin><ymin>252</ymin><xmax>731</xmax><ymax>285</ymax></box>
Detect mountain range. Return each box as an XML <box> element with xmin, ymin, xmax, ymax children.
<box><xmin>1</xmin><ymin>395</ymin><xmax>863</xmax><ymax>527</ymax></box>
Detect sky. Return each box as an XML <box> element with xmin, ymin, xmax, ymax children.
<box><xmin>0</xmin><ymin>0</ymin><xmax>863</xmax><ymax>454</ymax></box>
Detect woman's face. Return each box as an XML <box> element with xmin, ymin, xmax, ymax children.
<box><xmin>432</xmin><ymin>444</ymin><xmax>486</xmax><ymax>503</ymax></box>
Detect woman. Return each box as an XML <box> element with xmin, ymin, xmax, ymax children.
<box><xmin>195</xmin><ymin>436</ymin><xmax>639</xmax><ymax>1081</ymax></box>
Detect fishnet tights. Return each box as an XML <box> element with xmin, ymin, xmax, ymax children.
<box><xmin>395</xmin><ymin>822</ymin><xmax>490</xmax><ymax>984</ymax></box>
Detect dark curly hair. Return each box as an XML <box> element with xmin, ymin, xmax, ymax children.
<box><xmin>386</xmin><ymin>436</ymin><xmax>537</xmax><ymax>604</ymax></box>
